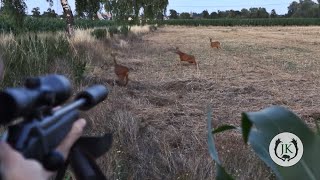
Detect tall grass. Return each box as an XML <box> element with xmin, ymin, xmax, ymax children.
<box><xmin>0</xmin><ymin>32</ymin><xmax>87</xmax><ymax>87</ymax></box>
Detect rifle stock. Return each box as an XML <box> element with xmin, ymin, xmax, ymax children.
<box><xmin>0</xmin><ymin>74</ymin><xmax>112</xmax><ymax>180</ymax></box>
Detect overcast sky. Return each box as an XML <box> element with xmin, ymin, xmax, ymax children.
<box><xmin>25</xmin><ymin>0</ymin><xmax>306</xmax><ymax>16</ymax></box>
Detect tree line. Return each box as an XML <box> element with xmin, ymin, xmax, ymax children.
<box><xmin>169</xmin><ymin>0</ymin><xmax>320</xmax><ymax>19</ymax></box>
<box><xmin>1</xmin><ymin>0</ymin><xmax>319</xmax><ymax>36</ymax></box>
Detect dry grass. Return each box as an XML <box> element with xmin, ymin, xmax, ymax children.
<box><xmin>71</xmin><ymin>28</ymin><xmax>97</xmax><ymax>43</ymax></box>
<box><xmin>130</xmin><ymin>25</ymin><xmax>155</xmax><ymax>35</ymax></box>
<box><xmin>77</xmin><ymin>26</ymin><xmax>320</xmax><ymax>179</ymax></box>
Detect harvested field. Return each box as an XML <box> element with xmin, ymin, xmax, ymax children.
<box><xmin>1</xmin><ymin>25</ymin><xmax>317</xmax><ymax>179</ymax></box>
<box><xmin>83</xmin><ymin>26</ymin><xmax>320</xmax><ymax>180</ymax></box>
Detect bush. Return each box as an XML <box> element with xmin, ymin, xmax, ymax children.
<box><xmin>120</xmin><ymin>25</ymin><xmax>130</xmax><ymax>37</ymax></box>
<box><xmin>108</xmin><ymin>26</ymin><xmax>119</xmax><ymax>37</ymax></box>
<box><xmin>149</xmin><ymin>25</ymin><xmax>157</xmax><ymax>32</ymax></box>
<box><xmin>152</xmin><ymin>18</ymin><xmax>320</xmax><ymax>26</ymax></box>
<box><xmin>91</xmin><ymin>28</ymin><xmax>107</xmax><ymax>39</ymax></box>
<box><xmin>0</xmin><ymin>17</ymin><xmax>116</xmax><ymax>33</ymax></box>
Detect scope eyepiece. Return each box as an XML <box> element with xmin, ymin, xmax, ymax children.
<box><xmin>0</xmin><ymin>74</ymin><xmax>72</xmax><ymax>124</ymax></box>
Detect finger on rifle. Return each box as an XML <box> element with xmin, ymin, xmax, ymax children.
<box><xmin>55</xmin><ymin>118</ymin><xmax>86</xmax><ymax>160</ymax></box>
<box><xmin>52</xmin><ymin>106</ymin><xmax>61</xmax><ymax>111</ymax></box>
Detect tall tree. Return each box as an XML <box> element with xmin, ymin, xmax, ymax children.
<box><xmin>202</xmin><ymin>10</ymin><xmax>209</xmax><ymax>18</ymax></box>
<box><xmin>287</xmin><ymin>1</ymin><xmax>299</xmax><ymax>17</ymax></box>
<box><xmin>76</xmin><ymin>0</ymin><xmax>100</xmax><ymax>19</ymax></box>
<box><xmin>60</xmin><ymin>0</ymin><xmax>74</xmax><ymax>37</ymax></box>
<box><xmin>270</xmin><ymin>9</ymin><xmax>277</xmax><ymax>18</ymax></box>
<box><xmin>169</xmin><ymin>9</ymin><xmax>178</xmax><ymax>19</ymax></box>
<box><xmin>105</xmin><ymin>0</ymin><xmax>168</xmax><ymax>23</ymax></box>
<box><xmin>42</xmin><ymin>8</ymin><xmax>57</xmax><ymax>18</ymax></box>
<box><xmin>240</xmin><ymin>8</ymin><xmax>250</xmax><ymax>18</ymax></box>
<box><xmin>31</xmin><ymin>7</ymin><xmax>41</xmax><ymax>17</ymax></box>
<box><xmin>45</xmin><ymin>0</ymin><xmax>74</xmax><ymax>36</ymax></box>
<box><xmin>2</xmin><ymin>0</ymin><xmax>26</xmax><ymax>29</ymax></box>
<box><xmin>286</xmin><ymin>0</ymin><xmax>318</xmax><ymax>17</ymax></box>
<box><xmin>179</xmin><ymin>12</ymin><xmax>191</xmax><ymax>19</ymax></box>
<box><xmin>210</xmin><ymin>12</ymin><xmax>218</xmax><ymax>19</ymax></box>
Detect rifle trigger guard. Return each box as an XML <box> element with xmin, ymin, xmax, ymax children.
<box><xmin>43</xmin><ymin>150</ymin><xmax>65</xmax><ymax>171</ymax></box>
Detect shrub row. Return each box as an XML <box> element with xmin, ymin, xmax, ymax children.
<box><xmin>152</xmin><ymin>18</ymin><xmax>320</xmax><ymax>26</ymax></box>
<box><xmin>0</xmin><ymin>16</ymin><xmax>115</xmax><ymax>33</ymax></box>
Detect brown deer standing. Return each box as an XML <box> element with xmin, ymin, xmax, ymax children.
<box><xmin>101</xmin><ymin>53</ymin><xmax>129</xmax><ymax>86</ymax></box>
<box><xmin>112</xmin><ymin>53</ymin><xmax>129</xmax><ymax>86</ymax></box>
<box><xmin>209</xmin><ymin>38</ymin><xmax>221</xmax><ymax>49</ymax></box>
<box><xmin>174</xmin><ymin>47</ymin><xmax>197</xmax><ymax>66</ymax></box>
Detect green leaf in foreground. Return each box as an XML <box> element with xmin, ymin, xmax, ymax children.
<box><xmin>314</xmin><ymin>118</ymin><xmax>320</xmax><ymax>136</ymax></box>
<box><xmin>212</xmin><ymin>125</ymin><xmax>238</xmax><ymax>134</ymax></box>
<box><xmin>207</xmin><ymin>107</ymin><xmax>234</xmax><ymax>180</ymax></box>
<box><xmin>241</xmin><ymin>105</ymin><xmax>320</xmax><ymax>180</ymax></box>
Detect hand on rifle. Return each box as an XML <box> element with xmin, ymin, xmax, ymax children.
<box><xmin>0</xmin><ymin>118</ymin><xmax>87</xmax><ymax>180</ymax></box>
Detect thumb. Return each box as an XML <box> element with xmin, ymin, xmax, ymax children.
<box><xmin>0</xmin><ymin>141</ymin><xmax>19</xmax><ymax>164</ymax></box>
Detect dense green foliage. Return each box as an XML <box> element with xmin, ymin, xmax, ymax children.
<box><xmin>153</xmin><ymin>18</ymin><xmax>320</xmax><ymax>26</ymax></box>
<box><xmin>0</xmin><ymin>16</ymin><xmax>115</xmax><ymax>33</ymax></box>
<box><xmin>105</xmin><ymin>0</ymin><xmax>169</xmax><ymax>23</ymax></box>
<box><xmin>1</xmin><ymin>0</ymin><xmax>27</xmax><ymax>30</ymax></box>
<box><xmin>75</xmin><ymin>0</ymin><xmax>100</xmax><ymax>19</ymax></box>
<box><xmin>2</xmin><ymin>17</ymin><xmax>320</xmax><ymax>34</ymax></box>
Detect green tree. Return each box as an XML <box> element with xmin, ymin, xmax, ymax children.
<box><xmin>240</xmin><ymin>8</ymin><xmax>250</xmax><ymax>18</ymax></box>
<box><xmin>42</xmin><ymin>8</ymin><xmax>57</xmax><ymax>18</ymax></box>
<box><xmin>202</xmin><ymin>9</ymin><xmax>209</xmax><ymax>18</ymax></box>
<box><xmin>287</xmin><ymin>1</ymin><xmax>299</xmax><ymax>17</ymax></box>
<box><xmin>169</xmin><ymin>9</ymin><xmax>178</xmax><ymax>19</ymax></box>
<box><xmin>257</xmin><ymin>7</ymin><xmax>269</xmax><ymax>18</ymax></box>
<box><xmin>75</xmin><ymin>0</ymin><xmax>100</xmax><ymax>20</ymax></box>
<box><xmin>31</xmin><ymin>7</ymin><xmax>41</xmax><ymax>17</ymax></box>
<box><xmin>270</xmin><ymin>9</ymin><xmax>277</xmax><ymax>18</ymax></box>
<box><xmin>209</xmin><ymin>12</ymin><xmax>218</xmax><ymax>19</ymax></box>
<box><xmin>105</xmin><ymin>0</ymin><xmax>168</xmax><ymax>24</ymax></box>
<box><xmin>179</xmin><ymin>12</ymin><xmax>191</xmax><ymax>19</ymax></box>
<box><xmin>2</xmin><ymin>0</ymin><xmax>27</xmax><ymax>29</ymax></box>
<box><xmin>226</xmin><ymin>10</ymin><xmax>241</xmax><ymax>18</ymax></box>
<box><xmin>286</xmin><ymin>0</ymin><xmax>318</xmax><ymax>17</ymax></box>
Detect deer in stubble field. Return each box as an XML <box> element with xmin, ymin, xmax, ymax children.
<box><xmin>209</xmin><ymin>38</ymin><xmax>221</xmax><ymax>49</ymax></box>
<box><xmin>101</xmin><ymin>53</ymin><xmax>129</xmax><ymax>86</ymax></box>
<box><xmin>174</xmin><ymin>47</ymin><xmax>197</xmax><ymax>66</ymax></box>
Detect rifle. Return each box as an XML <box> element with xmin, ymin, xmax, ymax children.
<box><xmin>0</xmin><ymin>74</ymin><xmax>113</xmax><ymax>180</ymax></box>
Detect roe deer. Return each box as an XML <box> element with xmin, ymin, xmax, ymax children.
<box><xmin>111</xmin><ymin>53</ymin><xmax>129</xmax><ymax>86</ymax></box>
<box><xmin>101</xmin><ymin>53</ymin><xmax>129</xmax><ymax>86</ymax></box>
<box><xmin>174</xmin><ymin>47</ymin><xmax>197</xmax><ymax>66</ymax></box>
<box><xmin>209</xmin><ymin>38</ymin><xmax>221</xmax><ymax>49</ymax></box>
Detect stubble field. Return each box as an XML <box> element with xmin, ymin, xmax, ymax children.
<box><xmin>4</xmin><ymin>25</ymin><xmax>316</xmax><ymax>180</ymax></box>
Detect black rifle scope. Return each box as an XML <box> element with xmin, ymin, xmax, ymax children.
<box><xmin>0</xmin><ymin>74</ymin><xmax>71</xmax><ymax>124</ymax></box>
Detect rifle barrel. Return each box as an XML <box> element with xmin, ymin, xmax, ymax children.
<box><xmin>41</xmin><ymin>98</ymin><xmax>86</xmax><ymax>128</ymax></box>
